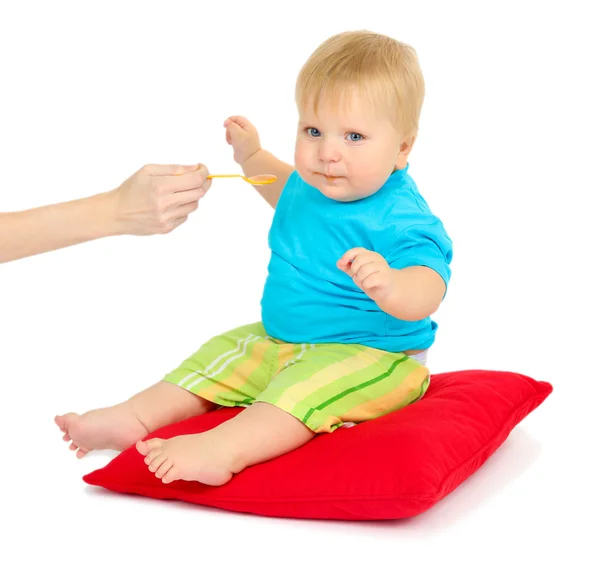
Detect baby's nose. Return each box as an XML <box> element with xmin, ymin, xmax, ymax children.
<box><xmin>318</xmin><ymin>139</ymin><xmax>342</xmax><ymax>162</ymax></box>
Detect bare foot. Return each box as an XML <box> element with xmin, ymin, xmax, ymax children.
<box><xmin>136</xmin><ymin>433</ymin><xmax>236</xmax><ymax>486</ymax></box>
<box><xmin>55</xmin><ymin>403</ymin><xmax>149</xmax><ymax>458</ymax></box>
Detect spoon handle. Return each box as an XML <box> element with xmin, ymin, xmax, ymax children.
<box><xmin>207</xmin><ymin>174</ymin><xmax>241</xmax><ymax>179</ymax></box>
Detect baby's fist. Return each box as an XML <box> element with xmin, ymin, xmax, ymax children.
<box><xmin>337</xmin><ymin>247</ymin><xmax>395</xmax><ymax>302</ymax></box>
<box><xmin>224</xmin><ymin>115</ymin><xmax>261</xmax><ymax>165</ymax></box>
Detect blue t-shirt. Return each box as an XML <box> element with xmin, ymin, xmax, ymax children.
<box><xmin>260</xmin><ymin>164</ymin><xmax>453</xmax><ymax>352</ymax></box>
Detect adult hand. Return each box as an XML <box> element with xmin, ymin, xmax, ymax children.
<box><xmin>0</xmin><ymin>162</ymin><xmax>212</xmax><ymax>264</ymax></box>
<box><xmin>113</xmin><ymin>163</ymin><xmax>212</xmax><ymax>236</ymax></box>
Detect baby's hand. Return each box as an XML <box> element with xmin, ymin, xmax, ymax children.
<box><xmin>224</xmin><ymin>116</ymin><xmax>261</xmax><ymax>165</ymax></box>
<box><xmin>337</xmin><ymin>248</ymin><xmax>396</xmax><ymax>303</ymax></box>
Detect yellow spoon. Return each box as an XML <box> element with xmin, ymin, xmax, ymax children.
<box><xmin>207</xmin><ymin>173</ymin><xmax>277</xmax><ymax>186</ymax></box>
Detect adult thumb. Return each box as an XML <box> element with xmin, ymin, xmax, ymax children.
<box><xmin>143</xmin><ymin>163</ymin><xmax>199</xmax><ymax>176</ymax></box>
<box><xmin>175</xmin><ymin>164</ymin><xmax>201</xmax><ymax>175</ymax></box>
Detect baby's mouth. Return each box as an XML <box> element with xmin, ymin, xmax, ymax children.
<box><xmin>318</xmin><ymin>172</ymin><xmax>342</xmax><ymax>181</ymax></box>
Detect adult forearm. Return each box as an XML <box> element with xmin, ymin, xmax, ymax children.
<box><xmin>242</xmin><ymin>149</ymin><xmax>294</xmax><ymax>209</ymax></box>
<box><xmin>0</xmin><ymin>163</ymin><xmax>211</xmax><ymax>264</ymax></box>
<box><xmin>0</xmin><ymin>190</ymin><xmax>119</xmax><ymax>263</ymax></box>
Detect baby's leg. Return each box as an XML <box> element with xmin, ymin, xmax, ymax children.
<box><xmin>55</xmin><ymin>320</ymin><xmax>272</xmax><ymax>458</ymax></box>
<box><xmin>136</xmin><ymin>401</ymin><xmax>314</xmax><ymax>485</ymax></box>
<box><xmin>135</xmin><ymin>340</ymin><xmax>430</xmax><ymax>485</ymax></box>
<box><xmin>55</xmin><ymin>382</ymin><xmax>215</xmax><ymax>458</ymax></box>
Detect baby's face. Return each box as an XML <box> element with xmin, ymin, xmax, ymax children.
<box><xmin>294</xmin><ymin>92</ymin><xmax>408</xmax><ymax>202</ymax></box>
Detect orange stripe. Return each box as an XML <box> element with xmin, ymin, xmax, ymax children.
<box><xmin>276</xmin><ymin>349</ymin><xmax>387</xmax><ymax>413</ymax></box>
<box><xmin>198</xmin><ymin>338</ymin><xmax>272</xmax><ymax>401</ymax></box>
<box><xmin>274</xmin><ymin>342</ymin><xmax>302</xmax><ymax>374</ymax></box>
<box><xmin>338</xmin><ymin>365</ymin><xmax>429</xmax><ymax>422</ymax></box>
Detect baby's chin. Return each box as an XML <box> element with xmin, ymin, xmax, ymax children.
<box><xmin>319</xmin><ymin>182</ymin><xmax>381</xmax><ymax>203</ymax></box>
<box><xmin>313</xmin><ymin>181</ymin><xmax>354</xmax><ymax>202</ymax></box>
<box><xmin>297</xmin><ymin>170</ymin><xmax>381</xmax><ymax>202</ymax></box>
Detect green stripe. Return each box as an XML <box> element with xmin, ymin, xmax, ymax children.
<box><xmin>301</xmin><ymin>356</ymin><xmax>408</xmax><ymax>424</ymax></box>
<box><xmin>303</xmin><ymin>407</ymin><xmax>316</xmax><ymax>425</ymax></box>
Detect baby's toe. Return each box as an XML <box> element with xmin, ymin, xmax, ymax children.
<box><xmin>161</xmin><ymin>466</ymin><xmax>180</xmax><ymax>484</ymax></box>
<box><xmin>148</xmin><ymin>452</ymin><xmax>168</xmax><ymax>472</ymax></box>
<box><xmin>155</xmin><ymin>459</ymin><xmax>173</xmax><ymax>479</ymax></box>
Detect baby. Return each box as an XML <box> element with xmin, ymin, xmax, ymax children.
<box><xmin>56</xmin><ymin>30</ymin><xmax>453</xmax><ymax>486</ymax></box>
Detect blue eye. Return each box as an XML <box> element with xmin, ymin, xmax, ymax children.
<box><xmin>307</xmin><ymin>127</ymin><xmax>321</xmax><ymax>137</ymax></box>
<box><xmin>347</xmin><ymin>132</ymin><xmax>363</xmax><ymax>141</ymax></box>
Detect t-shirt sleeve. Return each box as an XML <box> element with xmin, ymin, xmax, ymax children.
<box><xmin>385</xmin><ymin>219</ymin><xmax>453</xmax><ymax>289</ymax></box>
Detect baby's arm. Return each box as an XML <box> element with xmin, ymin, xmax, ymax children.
<box><xmin>379</xmin><ymin>266</ymin><xmax>447</xmax><ymax>321</ymax></box>
<box><xmin>239</xmin><ymin>148</ymin><xmax>294</xmax><ymax>209</ymax></box>
<box><xmin>224</xmin><ymin>116</ymin><xmax>293</xmax><ymax>209</ymax></box>
<box><xmin>382</xmin><ymin>219</ymin><xmax>452</xmax><ymax>321</ymax></box>
<box><xmin>339</xmin><ymin>220</ymin><xmax>452</xmax><ymax>322</ymax></box>
<box><xmin>338</xmin><ymin>248</ymin><xmax>446</xmax><ymax>322</ymax></box>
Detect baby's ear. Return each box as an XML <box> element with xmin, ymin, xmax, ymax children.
<box><xmin>394</xmin><ymin>135</ymin><xmax>416</xmax><ymax>169</ymax></box>
<box><xmin>400</xmin><ymin>135</ymin><xmax>416</xmax><ymax>156</ymax></box>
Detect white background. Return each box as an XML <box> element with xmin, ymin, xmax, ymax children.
<box><xmin>1</xmin><ymin>0</ymin><xmax>598</xmax><ymax>564</ymax></box>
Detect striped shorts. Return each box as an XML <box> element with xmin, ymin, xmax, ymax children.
<box><xmin>163</xmin><ymin>322</ymin><xmax>430</xmax><ymax>433</ymax></box>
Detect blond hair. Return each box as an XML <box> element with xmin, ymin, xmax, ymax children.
<box><xmin>295</xmin><ymin>30</ymin><xmax>425</xmax><ymax>137</ymax></box>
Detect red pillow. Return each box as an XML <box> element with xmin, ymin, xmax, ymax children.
<box><xmin>83</xmin><ymin>369</ymin><xmax>552</xmax><ymax>520</ymax></box>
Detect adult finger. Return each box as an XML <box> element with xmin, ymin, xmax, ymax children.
<box><xmin>166</xmin><ymin>187</ymin><xmax>206</xmax><ymax>208</ymax></box>
<box><xmin>166</xmin><ymin>200</ymin><xmax>199</xmax><ymax>220</ymax></box>
<box><xmin>162</xmin><ymin>215</ymin><xmax>188</xmax><ymax>234</ymax></box>
<box><xmin>141</xmin><ymin>163</ymin><xmax>201</xmax><ymax>176</ymax></box>
<box><xmin>160</xmin><ymin>167</ymin><xmax>210</xmax><ymax>193</ymax></box>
